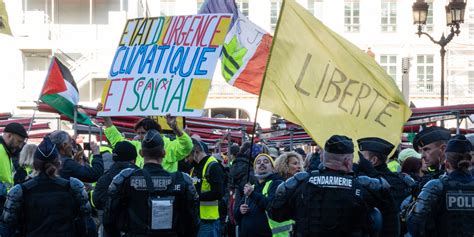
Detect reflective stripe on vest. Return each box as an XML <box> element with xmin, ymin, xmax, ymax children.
<box><xmin>262</xmin><ymin>180</ymin><xmax>293</xmax><ymax>237</ymax></box>
<box><xmin>200</xmin><ymin>156</ymin><xmax>219</xmax><ymax>220</ymax></box>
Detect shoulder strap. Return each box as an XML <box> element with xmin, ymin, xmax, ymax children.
<box><xmin>205</xmin><ymin>161</ymin><xmax>219</xmax><ymax>178</ymax></box>
<box><xmin>20</xmin><ymin>178</ymin><xmax>39</xmax><ymax>191</ymax></box>
<box><xmin>141</xmin><ymin>168</ymin><xmax>156</xmax><ymax>196</ymax></box>
<box><xmin>262</xmin><ymin>180</ymin><xmax>273</xmax><ymax>196</ymax></box>
<box><xmin>52</xmin><ymin>177</ymin><xmax>70</xmax><ymax>187</ymax></box>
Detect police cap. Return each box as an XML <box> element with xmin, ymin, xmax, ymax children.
<box><xmin>35</xmin><ymin>136</ymin><xmax>59</xmax><ymax>161</ymax></box>
<box><xmin>141</xmin><ymin>129</ymin><xmax>164</xmax><ymax>149</ymax></box>
<box><xmin>446</xmin><ymin>134</ymin><xmax>472</xmax><ymax>153</ymax></box>
<box><xmin>325</xmin><ymin>135</ymin><xmax>354</xmax><ymax>154</ymax></box>
<box><xmin>412</xmin><ymin>126</ymin><xmax>451</xmax><ymax>152</ymax></box>
<box><xmin>357</xmin><ymin>137</ymin><xmax>395</xmax><ymax>156</ymax></box>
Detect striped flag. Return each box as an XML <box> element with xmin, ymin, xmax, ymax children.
<box><xmin>199</xmin><ymin>0</ymin><xmax>272</xmax><ymax>95</ymax></box>
<box><xmin>40</xmin><ymin>57</ymin><xmax>93</xmax><ymax>125</ymax></box>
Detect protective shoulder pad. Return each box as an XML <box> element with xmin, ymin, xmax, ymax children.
<box><xmin>7</xmin><ymin>184</ymin><xmax>23</xmax><ymax>201</ymax></box>
<box><xmin>401</xmin><ymin>174</ymin><xmax>416</xmax><ymax>187</ymax></box>
<box><xmin>285</xmin><ymin>172</ymin><xmax>309</xmax><ymax>190</ymax></box>
<box><xmin>421</xmin><ymin>179</ymin><xmax>444</xmax><ymax>193</ymax></box>
<box><xmin>294</xmin><ymin>171</ymin><xmax>310</xmax><ymax>182</ymax></box>
<box><xmin>109</xmin><ymin>168</ymin><xmax>136</xmax><ymax>195</ymax></box>
<box><xmin>69</xmin><ymin>177</ymin><xmax>85</xmax><ymax>192</ymax></box>
<box><xmin>116</xmin><ymin>168</ymin><xmax>138</xmax><ymax>181</ymax></box>
<box><xmin>356</xmin><ymin>176</ymin><xmax>390</xmax><ymax>191</ymax></box>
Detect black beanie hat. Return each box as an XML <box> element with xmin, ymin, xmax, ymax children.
<box><xmin>113</xmin><ymin>141</ymin><xmax>137</xmax><ymax>161</ymax></box>
<box><xmin>4</xmin><ymin>122</ymin><xmax>28</xmax><ymax>138</ymax></box>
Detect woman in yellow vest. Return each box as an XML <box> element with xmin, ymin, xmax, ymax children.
<box><xmin>234</xmin><ymin>153</ymin><xmax>293</xmax><ymax>237</ymax></box>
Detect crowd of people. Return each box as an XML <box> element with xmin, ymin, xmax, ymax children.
<box><xmin>0</xmin><ymin>112</ymin><xmax>472</xmax><ymax>237</ymax></box>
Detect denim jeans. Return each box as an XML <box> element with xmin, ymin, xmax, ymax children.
<box><xmin>197</xmin><ymin>219</ymin><xmax>221</xmax><ymax>237</ymax></box>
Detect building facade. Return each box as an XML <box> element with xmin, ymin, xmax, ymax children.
<box><xmin>2</xmin><ymin>0</ymin><xmax>474</xmax><ymax>128</ymax></box>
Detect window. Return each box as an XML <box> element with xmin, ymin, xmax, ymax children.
<box><xmin>416</xmin><ymin>55</ymin><xmax>434</xmax><ymax>93</ymax></box>
<box><xmin>344</xmin><ymin>0</ymin><xmax>359</xmax><ymax>32</ymax></box>
<box><xmin>426</xmin><ymin>1</ymin><xmax>434</xmax><ymax>32</ymax></box>
<box><xmin>203</xmin><ymin>108</ymin><xmax>250</xmax><ymax>121</ymax></box>
<box><xmin>23</xmin><ymin>0</ymin><xmax>53</xmax><ymax>24</ymax></box>
<box><xmin>381</xmin><ymin>0</ymin><xmax>397</xmax><ymax>32</ymax></box>
<box><xmin>54</xmin><ymin>0</ymin><xmax>89</xmax><ymax>24</ymax></box>
<box><xmin>380</xmin><ymin>55</ymin><xmax>397</xmax><ymax>82</ymax></box>
<box><xmin>160</xmin><ymin>0</ymin><xmax>175</xmax><ymax>16</ymax></box>
<box><xmin>23</xmin><ymin>53</ymin><xmax>50</xmax><ymax>101</ymax></box>
<box><xmin>470</xmin><ymin>23</ymin><xmax>474</xmax><ymax>40</ymax></box>
<box><xmin>307</xmin><ymin>0</ymin><xmax>323</xmax><ymax>20</ymax></box>
<box><xmin>469</xmin><ymin>7</ymin><xmax>474</xmax><ymax>39</ymax></box>
<box><xmin>236</xmin><ymin>0</ymin><xmax>249</xmax><ymax>17</ymax></box>
<box><xmin>469</xmin><ymin>71</ymin><xmax>474</xmax><ymax>94</ymax></box>
<box><xmin>93</xmin><ymin>0</ymin><xmax>121</xmax><ymax>24</ymax></box>
<box><xmin>270</xmin><ymin>0</ymin><xmax>282</xmax><ymax>32</ymax></box>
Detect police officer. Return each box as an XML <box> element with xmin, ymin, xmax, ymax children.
<box><xmin>0</xmin><ymin>136</ymin><xmax>95</xmax><ymax>237</ymax></box>
<box><xmin>407</xmin><ymin>134</ymin><xmax>474</xmax><ymax>237</ymax></box>
<box><xmin>358</xmin><ymin>137</ymin><xmax>415</xmax><ymax>209</ymax></box>
<box><xmin>270</xmin><ymin>135</ymin><xmax>400</xmax><ymax>237</ymax></box>
<box><xmin>412</xmin><ymin>126</ymin><xmax>451</xmax><ymax>194</ymax></box>
<box><xmin>105</xmin><ymin>129</ymin><xmax>199</xmax><ymax>237</ymax></box>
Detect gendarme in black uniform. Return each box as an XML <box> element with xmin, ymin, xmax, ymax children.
<box><xmin>358</xmin><ymin>137</ymin><xmax>414</xmax><ymax>209</ymax></box>
<box><xmin>104</xmin><ymin>130</ymin><xmax>200</xmax><ymax>237</ymax></box>
<box><xmin>412</xmin><ymin>126</ymin><xmax>451</xmax><ymax>196</ymax></box>
<box><xmin>270</xmin><ymin>135</ymin><xmax>400</xmax><ymax>237</ymax></box>
<box><xmin>0</xmin><ymin>137</ymin><xmax>95</xmax><ymax>237</ymax></box>
<box><xmin>407</xmin><ymin>135</ymin><xmax>474</xmax><ymax>237</ymax></box>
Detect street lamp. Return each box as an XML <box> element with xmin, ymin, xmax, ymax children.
<box><xmin>412</xmin><ymin>0</ymin><xmax>466</xmax><ymax>109</ymax></box>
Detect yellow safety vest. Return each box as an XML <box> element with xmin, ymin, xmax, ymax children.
<box><xmin>262</xmin><ymin>180</ymin><xmax>293</xmax><ymax>237</ymax></box>
<box><xmin>199</xmin><ymin>156</ymin><xmax>220</xmax><ymax>220</ymax></box>
<box><xmin>0</xmin><ymin>143</ymin><xmax>13</xmax><ymax>190</ymax></box>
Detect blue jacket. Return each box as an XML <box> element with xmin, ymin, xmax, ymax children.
<box><xmin>59</xmin><ymin>154</ymin><xmax>104</xmax><ymax>183</ymax></box>
<box><xmin>234</xmin><ymin>173</ymin><xmax>283</xmax><ymax>237</ymax></box>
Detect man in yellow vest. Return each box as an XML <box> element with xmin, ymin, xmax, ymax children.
<box><xmin>99</xmin><ymin>103</ymin><xmax>193</xmax><ymax>171</ymax></box>
<box><xmin>0</xmin><ymin>123</ymin><xmax>27</xmax><ymax>189</ymax></box>
<box><xmin>190</xmin><ymin>138</ymin><xmax>225</xmax><ymax>237</ymax></box>
<box><xmin>236</xmin><ymin>153</ymin><xmax>293</xmax><ymax>237</ymax></box>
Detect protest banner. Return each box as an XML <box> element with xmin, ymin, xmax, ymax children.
<box><xmin>98</xmin><ymin>14</ymin><xmax>232</xmax><ymax>117</ymax></box>
<box><xmin>259</xmin><ymin>0</ymin><xmax>411</xmax><ymax>149</ymax></box>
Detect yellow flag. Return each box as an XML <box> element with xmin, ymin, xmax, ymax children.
<box><xmin>260</xmin><ymin>0</ymin><xmax>412</xmax><ymax>149</ymax></box>
<box><xmin>0</xmin><ymin>1</ymin><xmax>12</xmax><ymax>36</ymax></box>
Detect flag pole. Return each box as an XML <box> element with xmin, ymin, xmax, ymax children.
<box><xmin>245</xmin><ymin>0</ymin><xmax>286</xmax><ymax>183</ymax></box>
<box><xmin>99</xmin><ymin>124</ymin><xmax>103</xmax><ymax>145</ymax></box>
<box><xmin>26</xmin><ymin>101</ymin><xmax>38</xmax><ymax>142</ymax></box>
<box><xmin>74</xmin><ymin>105</ymin><xmax>78</xmax><ymax>137</ymax></box>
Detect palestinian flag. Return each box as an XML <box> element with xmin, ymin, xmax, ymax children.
<box><xmin>40</xmin><ymin>57</ymin><xmax>93</xmax><ymax>125</ymax></box>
